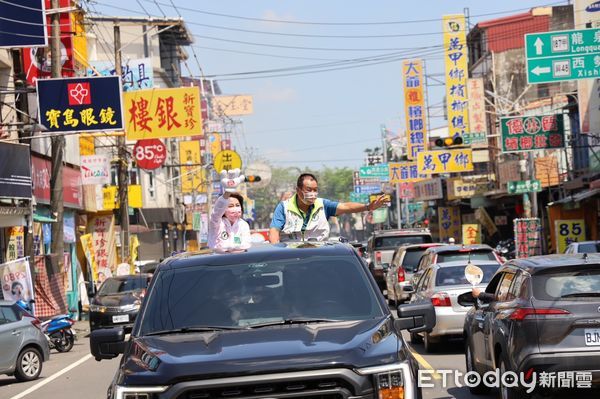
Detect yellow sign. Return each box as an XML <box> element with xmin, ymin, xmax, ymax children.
<box><xmin>447</xmin><ymin>178</ymin><xmax>489</xmax><ymax>200</ymax></box>
<box><xmin>555</xmin><ymin>219</ymin><xmax>586</xmax><ymax>253</ymax></box>
<box><xmin>130</xmin><ymin>235</ymin><xmax>140</xmax><ymax>271</ymax></box>
<box><xmin>214</xmin><ymin>150</ymin><xmax>242</xmax><ymax>173</ymax></box>
<box><xmin>71</xmin><ymin>9</ymin><xmax>88</xmax><ymax>71</ymax></box>
<box><xmin>5</xmin><ymin>226</ymin><xmax>24</xmax><ymax>261</ymax></box>
<box><xmin>462</xmin><ymin>224</ymin><xmax>481</xmax><ymax>245</ymax></box>
<box><xmin>536</xmin><ymin>156</ymin><xmax>560</xmax><ymax>187</ymax></box>
<box><xmin>80</xmin><ymin>234</ymin><xmax>98</xmax><ymax>282</ymax></box>
<box><xmin>388</xmin><ymin>162</ymin><xmax>425</xmax><ymax>183</ymax></box>
<box><xmin>438</xmin><ymin>207</ymin><xmax>461</xmax><ymax>242</ymax></box>
<box><xmin>79</xmin><ymin>136</ymin><xmax>95</xmax><ymax>156</ymax></box>
<box><xmin>443</xmin><ymin>14</ymin><xmax>469</xmax><ymax>138</ymax></box>
<box><xmin>179</xmin><ymin>140</ymin><xmax>206</xmax><ymax>194</ymax></box>
<box><xmin>102</xmin><ymin>185</ymin><xmax>143</xmax><ymax>210</ymax></box>
<box><xmin>124</xmin><ymin>87</ymin><xmax>203</xmax><ymax>140</ymax></box>
<box><xmin>369</xmin><ymin>194</ymin><xmax>391</xmax><ymax>204</ymax></box>
<box><xmin>211</xmin><ymin>95</ymin><xmax>254</xmax><ymax>116</ymax></box>
<box><xmin>403</xmin><ymin>59</ymin><xmax>427</xmax><ymax>160</ymax></box>
<box><xmin>417</xmin><ymin>149</ymin><xmax>473</xmax><ymax>175</ymax></box>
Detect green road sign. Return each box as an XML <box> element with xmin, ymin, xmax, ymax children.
<box><xmin>359</xmin><ymin>164</ymin><xmax>389</xmax><ymax>181</ymax></box>
<box><xmin>350</xmin><ymin>192</ymin><xmax>370</xmax><ymax>203</ymax></box>
<box><xmin>507</xmin><ymin>180</ymin><xmax>542</xmax><ymax>194</ymax></box>
<box><xmin>526</xmin><ymin>28</ymin><xmax>600</xmax><ymax>84</ymax></box>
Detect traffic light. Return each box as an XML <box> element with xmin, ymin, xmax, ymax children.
<box><xmin>434</xmin><ymin>136</ymin><xmax>463</xmax><ymax>148</ymax></box>
<box><xmin>245</xmin><ymin>176</ymin><xmax>262</xmax><ymax>183</ymax></box>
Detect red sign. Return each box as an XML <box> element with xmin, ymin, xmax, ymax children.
<box><xmin>67</xmin><ymin>82</ymin><xmax>91</xmax><ymax>105</ymax></box>
<box><xmin>22</xmin><ymin>0</ymin><xmax>74</xmax><ymax>86</ymax></box>
<box><xmin>32</xmin><ymin>155</ymin><xmax>82</xmax><ymax>208</ymax></box>
<box><xmin>133</xmin><ymin>139</ymin><xmax>167</xmax><ymax>170</ymax></box>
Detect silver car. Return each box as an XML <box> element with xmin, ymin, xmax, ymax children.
<box><xmin>408</xmin><ymin>261</ymin><xmax>501</xmax><ymax>353</ymax></box>
<box><xmin>564</xmin><ymin>240</ymin><xmax>600</xmax><ymax>254</ymax></box>
<box><xmin>0</xmin><ymin>300</ymin><xmax>50</xmax><ymax>381</ymax></box>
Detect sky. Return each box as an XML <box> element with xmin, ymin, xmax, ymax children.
<box><xmin>93</xmin><ymin>0</ymin><xmax>569</xmax><ymax>171</ymax></box>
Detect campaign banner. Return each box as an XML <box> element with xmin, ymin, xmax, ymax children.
<box><xmin>37</xmin><ymin>76</ymin><xmax>124</xmax><ymax>133</ymax></box>
<box><xmin>88</xmin><ymin>58</ymin><xmax>154</xmax><ymax>92</ymax></box>
<box><xmin>0</xmin><ymin>258</ymin><xmax>34</xmax><ymax>303</ymax></box>
<box><xmin>0</xmin><ymin>142</ymin><xmax>32</xmax><ymax>199</ymax></box>
<box><xmin>81</xmin><ymin>155</ymin><xmax>110</xmax><ymax>185</ymax></box>
<box><xmin>0</xmin><ymin>0</ymin><xmax>47</xmax><ymax>48</ymax></box>
<box><xmin>124</xmin><ymin>87</ymin><xmax>203</xmax><ymax>140</ymax></box>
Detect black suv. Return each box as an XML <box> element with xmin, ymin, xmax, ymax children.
<box><xmin>90</xmin><ymin>242</ymin><xmax>435</xmax><ymax>399</ymax></box>
<box><xmin>459</xmin><ymin>254</ymin><xmax>600</xmax><ymax>398</ymax></box>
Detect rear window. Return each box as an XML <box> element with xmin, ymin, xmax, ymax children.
<box><xmin>401</xmin><ymin>249</ymin><xmax>427</xmax><ymax>272</ymax></box>
<box><xmin>437</xmin><ymin>250</ymin><xmax>496</xmax><ymax>263</ymax></box>
<box><xmin>98</xmin><ymin>276</ymin><xmax>149</xmax><ymax>296</ymax></box>
<box><xmin>577</xmin><ymin>243</ymin><xmax>600</xmax><ymax>253</ymax></box>
<box><xmin>374</xmin><ymin>235</ymin><xmax>432</xmax><ymax>249</ymax></box>
<box><xmin>435</xmin><ymin>264</ymin><xmax>500</xmax><ymax>287</ymax></box>
<box><xmin>534</xmin><ymin>267</ymin><xmax>600</xmax><ymax>300</ymax></box>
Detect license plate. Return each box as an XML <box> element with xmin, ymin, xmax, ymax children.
<box><xmin>584</xmin><ymin>329</ymin><xmax>600</xmax><ymax>346</ymax></box>
<box><xmin>112</xmin><ymin>315</ymin><xmax>129</xmax><ymax>324</ymax></box>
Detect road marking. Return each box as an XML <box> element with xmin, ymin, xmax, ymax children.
<box><xmin>410</xmin><ymin>350</ymin><xmax>442</xmax><ymax>380</ymax></box>
<box><xmin>9</xmin><ymin>354</ymin><xmax>93</xmax><ymax>399</ymax></box>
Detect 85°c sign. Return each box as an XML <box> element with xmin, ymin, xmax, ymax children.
<box><xmin>133</xmin><ymin>139</ymin><xmax>167</xmax><ymax>170</ymax></box>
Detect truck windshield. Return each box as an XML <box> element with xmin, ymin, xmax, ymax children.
<box><xmin>138</xmin><ymin>255</ymin><xmax>385</xmax><ymax>335</ymax></box>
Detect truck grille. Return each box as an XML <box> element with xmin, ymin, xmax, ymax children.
<box><xmin>178</xmin><ymin>378</ymin><xmax>352</xmax><ymax>398</ymax></box>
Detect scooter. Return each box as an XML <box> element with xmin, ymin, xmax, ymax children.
<box><xmin>16</xmin><ymin>300</ymin><xmax>76</xmax><ymax>352</ymax></box>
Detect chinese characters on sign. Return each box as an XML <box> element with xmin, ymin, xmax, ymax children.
<box><xmin>413</xmin><ymin>178</ymin><xmax>443</xmax><ymax>201</ymax></box>
<box><xmin>37</xmin><ymin>76</ymin><xmax>124</xmax><ymax>133</ymax></box>
<box><xmin>214</xmin><ymin>150</ymin><xmax>243</xmax><ymax>173</ymax></box>
<box><xmin>555</xmin><ymin>219</ymin><xmax>586</xmax><ymax>253</ymax></box>
<box><xmin>443</xmin><ymin>14</ymin><xmax>469</xmax><ymax>139</ymax></box>
<box><xmin>88</xmin><ymin>58</ymin><xmax>154</xmax><ymax>91</ymax></box>
<box><xmin>403</xmin><ymin>59</ymin><xmax>428</xmax><ymax>159</ymax></box>
<box><xmin>417</xmin><ymin>149</ymin><xmax>474</xmax><ymax>175</ymax></box>
<box><xmin>515</xmin><ymin>218</ymin><xmax>542</xmax><ymax>258</ymax></box>
<box><xmin>359</xmin><ymin>164</ymin><xmax>389</xmax><ymax>181</ymax></box>
<box><xmin>90</xmin><ymin>215</ymin><xmax>117</xmax><ymax>287</ymax></box>
<box><xmin>5</xmin><ymin>227</ymin><xmax>24</xmax><ymax>262</ymax></box>
<box><xmin>81</xmin><ymin>155</ymin><xmax>110</xmax><ymax>185</ymax></box>
<box><xmin>467</xmin><ymin>78</ymin><xmax>488</xmax><ymax>146</ymax></box>
<box><xmin>388</xmin><ymin>162</ymin><xmax>425</xmax><ymax>183</ymax></box>
<box><xmin>462</xmin><ymin>224</ymin><xmax>482</xmax><ymax>245</ymax></box>
<box><xmin>211</xmin><ymin>95</ymin><xmax>254</xmax><ymax>116</ymax></box>
<box><xmin>447</xmin><ymin>178</ymin><xmax>492</xmax><ymax>200</ymax></box>
<box><xmin>125</xmin><ymin>87</ymin><xmax>202</xmax><ymax>140</ymax></box>
<box><xmin>179</xmin><ymin>140</ymin><xmax>205</xmax><ymax>194</ymax></box>
<box><xmin>501</xmin><ymin>114</ymin><xmax>565</xmax><ymax>152</ymax></box>
<box><xmin>438</xmin><ymin>207</ymin><xmax>461</xmax><ymax>242</ymax></box>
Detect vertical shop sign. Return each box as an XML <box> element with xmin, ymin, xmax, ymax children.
<box><xmin>514</xmin><ymin>218</ymin><xmax>542</xmax><ymax>258</ymax></box>
<box><xmin>438</xmin><ymin>207</ymin><xmax>461</xmax><ymax>242</ymax></box>
<box><xmin>179</xmin><ymin>141</ymin><xmax>205</xmax><ymax>194</ymax></box>
<box><xmin>462</xmin><ymin>224</ymin><xmax>482</xmax><ymax>245</ymax></box>
<box><xmin>467</xmin><ymin>78</ymin><xmax>487</xmax><ymax>146</ymax></box>
<box><xmin>403</xmin><ymin>59</ymin><xmax>428</xmax><ymax>159</ymax></box>
<box><xmin>443</xmin><ymin>14</ymin><xmax>469</xmax><ymax>139</ymax></box>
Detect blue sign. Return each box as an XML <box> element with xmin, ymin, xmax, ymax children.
<box><xmin>37</xmin><ymin>76</ymin><xmax>124</xmax><ymax>133</ymax></box>
<box><xmin>354</xmin><ymin>185</ymin><xmax>381</xmax><ymax>194</ymax></box>
<box><xmin>88</xmin><ymin>58</ymin><xmax>154</xmax><ymax>92</ymax></box>
<box><xmin>0</xmin><ymin>0</ymin><xmax>47</xmax><ymax>48</ymax></box>
<box><xmin>586</xmin><ymin>1</ymin><xmax>600</xmax><ymax>12</ymax></box>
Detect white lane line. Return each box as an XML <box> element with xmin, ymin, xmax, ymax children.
<box><xmin>9</xmin><ymin>354</ymin><xmax>93</xmax><ymax>399</ymax></box>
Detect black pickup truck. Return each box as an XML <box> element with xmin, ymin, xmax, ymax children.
<box><xmin>90</xmin><ymin>242</ymin><xmax>435</xmax><ymax>399</ymax></box>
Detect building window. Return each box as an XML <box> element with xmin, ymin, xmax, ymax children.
<box><xmin>148</xmin><ymin>171</ymin><xmax>155</xmax><ymax>198</ymax></box>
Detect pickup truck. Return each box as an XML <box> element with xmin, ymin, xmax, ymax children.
<box><xmin>90</xmin><ymin>242</ymin><xmax>435</xmax><ymax>399</ymax></box>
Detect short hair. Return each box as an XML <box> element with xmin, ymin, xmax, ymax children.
<box><xmin>296</xmin><ymin>173</ymin><xmax>318</xmax><ymax>189</ymax></box>
<box><xmin>228</xmin><ymin>193</ymin><xmax>244</xmax><ymax>215</ymax></box>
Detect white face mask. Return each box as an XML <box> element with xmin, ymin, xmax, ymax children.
<box><xmin>303</xmin><ymin>191</ymin><xmax>318</xmax><ymax>200</ymax></box>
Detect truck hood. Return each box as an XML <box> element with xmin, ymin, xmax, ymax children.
<box><xmin>118</xmin><ymin>317</ymin><xmax>403</xmax><ymax>385</ymax></box>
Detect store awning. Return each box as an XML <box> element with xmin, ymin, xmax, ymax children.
<box><xmin>552</xmin><ymin>188</ymin><xmax>600</xmax><ymax>205</ymax></box>
<box><xmin>33</xmin><ymin>214</ymin><xmax>57</xmax><ymax>223</ymax></box>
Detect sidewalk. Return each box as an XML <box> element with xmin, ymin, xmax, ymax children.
<box><xmin>73</xmin><ymin>319</ymin><xmax>90</xmax><ymax>337</ymax></box>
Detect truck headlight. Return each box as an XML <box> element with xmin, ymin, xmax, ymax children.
<box><xmin>89</xmin><ymin>304</ymin><xmax>106</xmax><ymax>312</ymax></box>
<box><xmin>115</xmin><ymin>386</ymin><xmax>168</xmax><ymax>399</ymax></box>
<box><xmin>356</xmin><ymin>363</ymin><xmax>413</xmax><ymax>399</ymax></box>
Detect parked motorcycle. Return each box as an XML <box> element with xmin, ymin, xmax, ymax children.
<box><xmin>16</xmin><ymin>300</ymin><xmax>76</xmax><ymax>352</ymax></box>
<box><xmin>495</xmin><ymin>238</ymin><xmax>516</xmax><ymax>261</ymax></box>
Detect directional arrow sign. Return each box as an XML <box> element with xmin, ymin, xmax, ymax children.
<box><xmin>526</xmin><ymin>28</ymin><xmax>600</xmax><ymax>84</ymax></box>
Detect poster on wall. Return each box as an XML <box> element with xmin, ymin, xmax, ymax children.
<box><xmin>0</xmin><ymin>258</ymin><xmax>34</xmax><ymax>302</ymax></box>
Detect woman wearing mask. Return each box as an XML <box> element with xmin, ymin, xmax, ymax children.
<box><xmin>208</xmin><ymin>169</ymin><xmax>251</xmax><ymax>252</ymax></box>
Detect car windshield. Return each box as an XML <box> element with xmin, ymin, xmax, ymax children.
<box><xmin>577</xmin><ymin>243</ymin><xmax>600</xmax><ymax>253</ymax></box>
<box><xmin>437</xmin><ymin>250</ymin><xmax>496</xmax><ymax>263</ymax></box>
<box><xmin>534</xmin><ymin>267</ymin><xmax>600</xmax><ymax>300</ymax></box>
<box><xmin>435</xmin><ymin>264</ymin><xmax>500</xmax><ymax>287</ymax></box>
<box><xmin>402</xmin><ymin>249</ymin><xmax>428</xmax><ymax>272</ymax></box>
<box><xmin>98</xmin><ymin>277</ymin><xmax>148</xmax><ymax>296</ymax></box>
<box><xmin>138</xmin><ymin>255</ymin><xmax>385</xmax><ymax>335</ymax></box>
<box><xmin>374</xmin><ymin>235</ymin><xmax>432</xmax><ymax>249</ymax></box>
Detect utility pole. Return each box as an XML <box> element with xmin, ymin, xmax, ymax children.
<box><xmin>114</xmin><ymin>23</ymin><xmax>130</xmax><ymax>261</ymax></box>
<box><xmin>49</xmin><ymin>0</ymin><xmax>64</xmax><ymax>268</ymax></box>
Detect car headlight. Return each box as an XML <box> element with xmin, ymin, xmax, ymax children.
<box><xmin>89</xmin><ymin>304</ymin><xmax>107</xmax><ymax>312</ymax></box>
<box><xmin>120</xmin><ymin>303</ymin><xmax>141</xmax><ymax>312</ymax></box>
<box><xmin>114</xmin><ymin>386</ymin><xmax>168</xmax><ymax>399</ymax></box>
<box><xmin>356</xmin><ymin>363</ymin><xmax>413</xmax><ymax>399</ymax></box>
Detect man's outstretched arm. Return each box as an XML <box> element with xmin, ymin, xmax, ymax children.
<box><xmin>269</xmin><ymin>228</ymin><xmax>281</xmax><ymax>244</ymax></box>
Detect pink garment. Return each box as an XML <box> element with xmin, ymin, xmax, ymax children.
<box><xmin>208</xmin><ymin>195</ymin><xmax>251</xmax><ymax>252</ymax></box>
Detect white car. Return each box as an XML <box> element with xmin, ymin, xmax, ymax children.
<box><xmin>564</xmin><ymin>241</ymin><xmax>600</xmax><ymax>254</ymax></box>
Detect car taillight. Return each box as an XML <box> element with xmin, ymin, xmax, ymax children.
<box><xmin>431</xmin><ymin>292</ymin><xmax>452</xmax><ymax>307</ymax></box>
<box><xmin>30</xmin><ymin>318</ymin><xmax>42</xmax><ymax>330</ymax></box>
<box><xmin>397</xmin><ymin>267</ymin><xmax>406</xmax><ymax>283</ymax></box>
<box><xmin>509</xmin><ymin>307</ymin><xmax>570</xmax><ymax>321</ymax></box>
<box><xmin>376</xmin><ymin>251</ymin><xmax>382</xmax><ymax>263</ymax></box>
